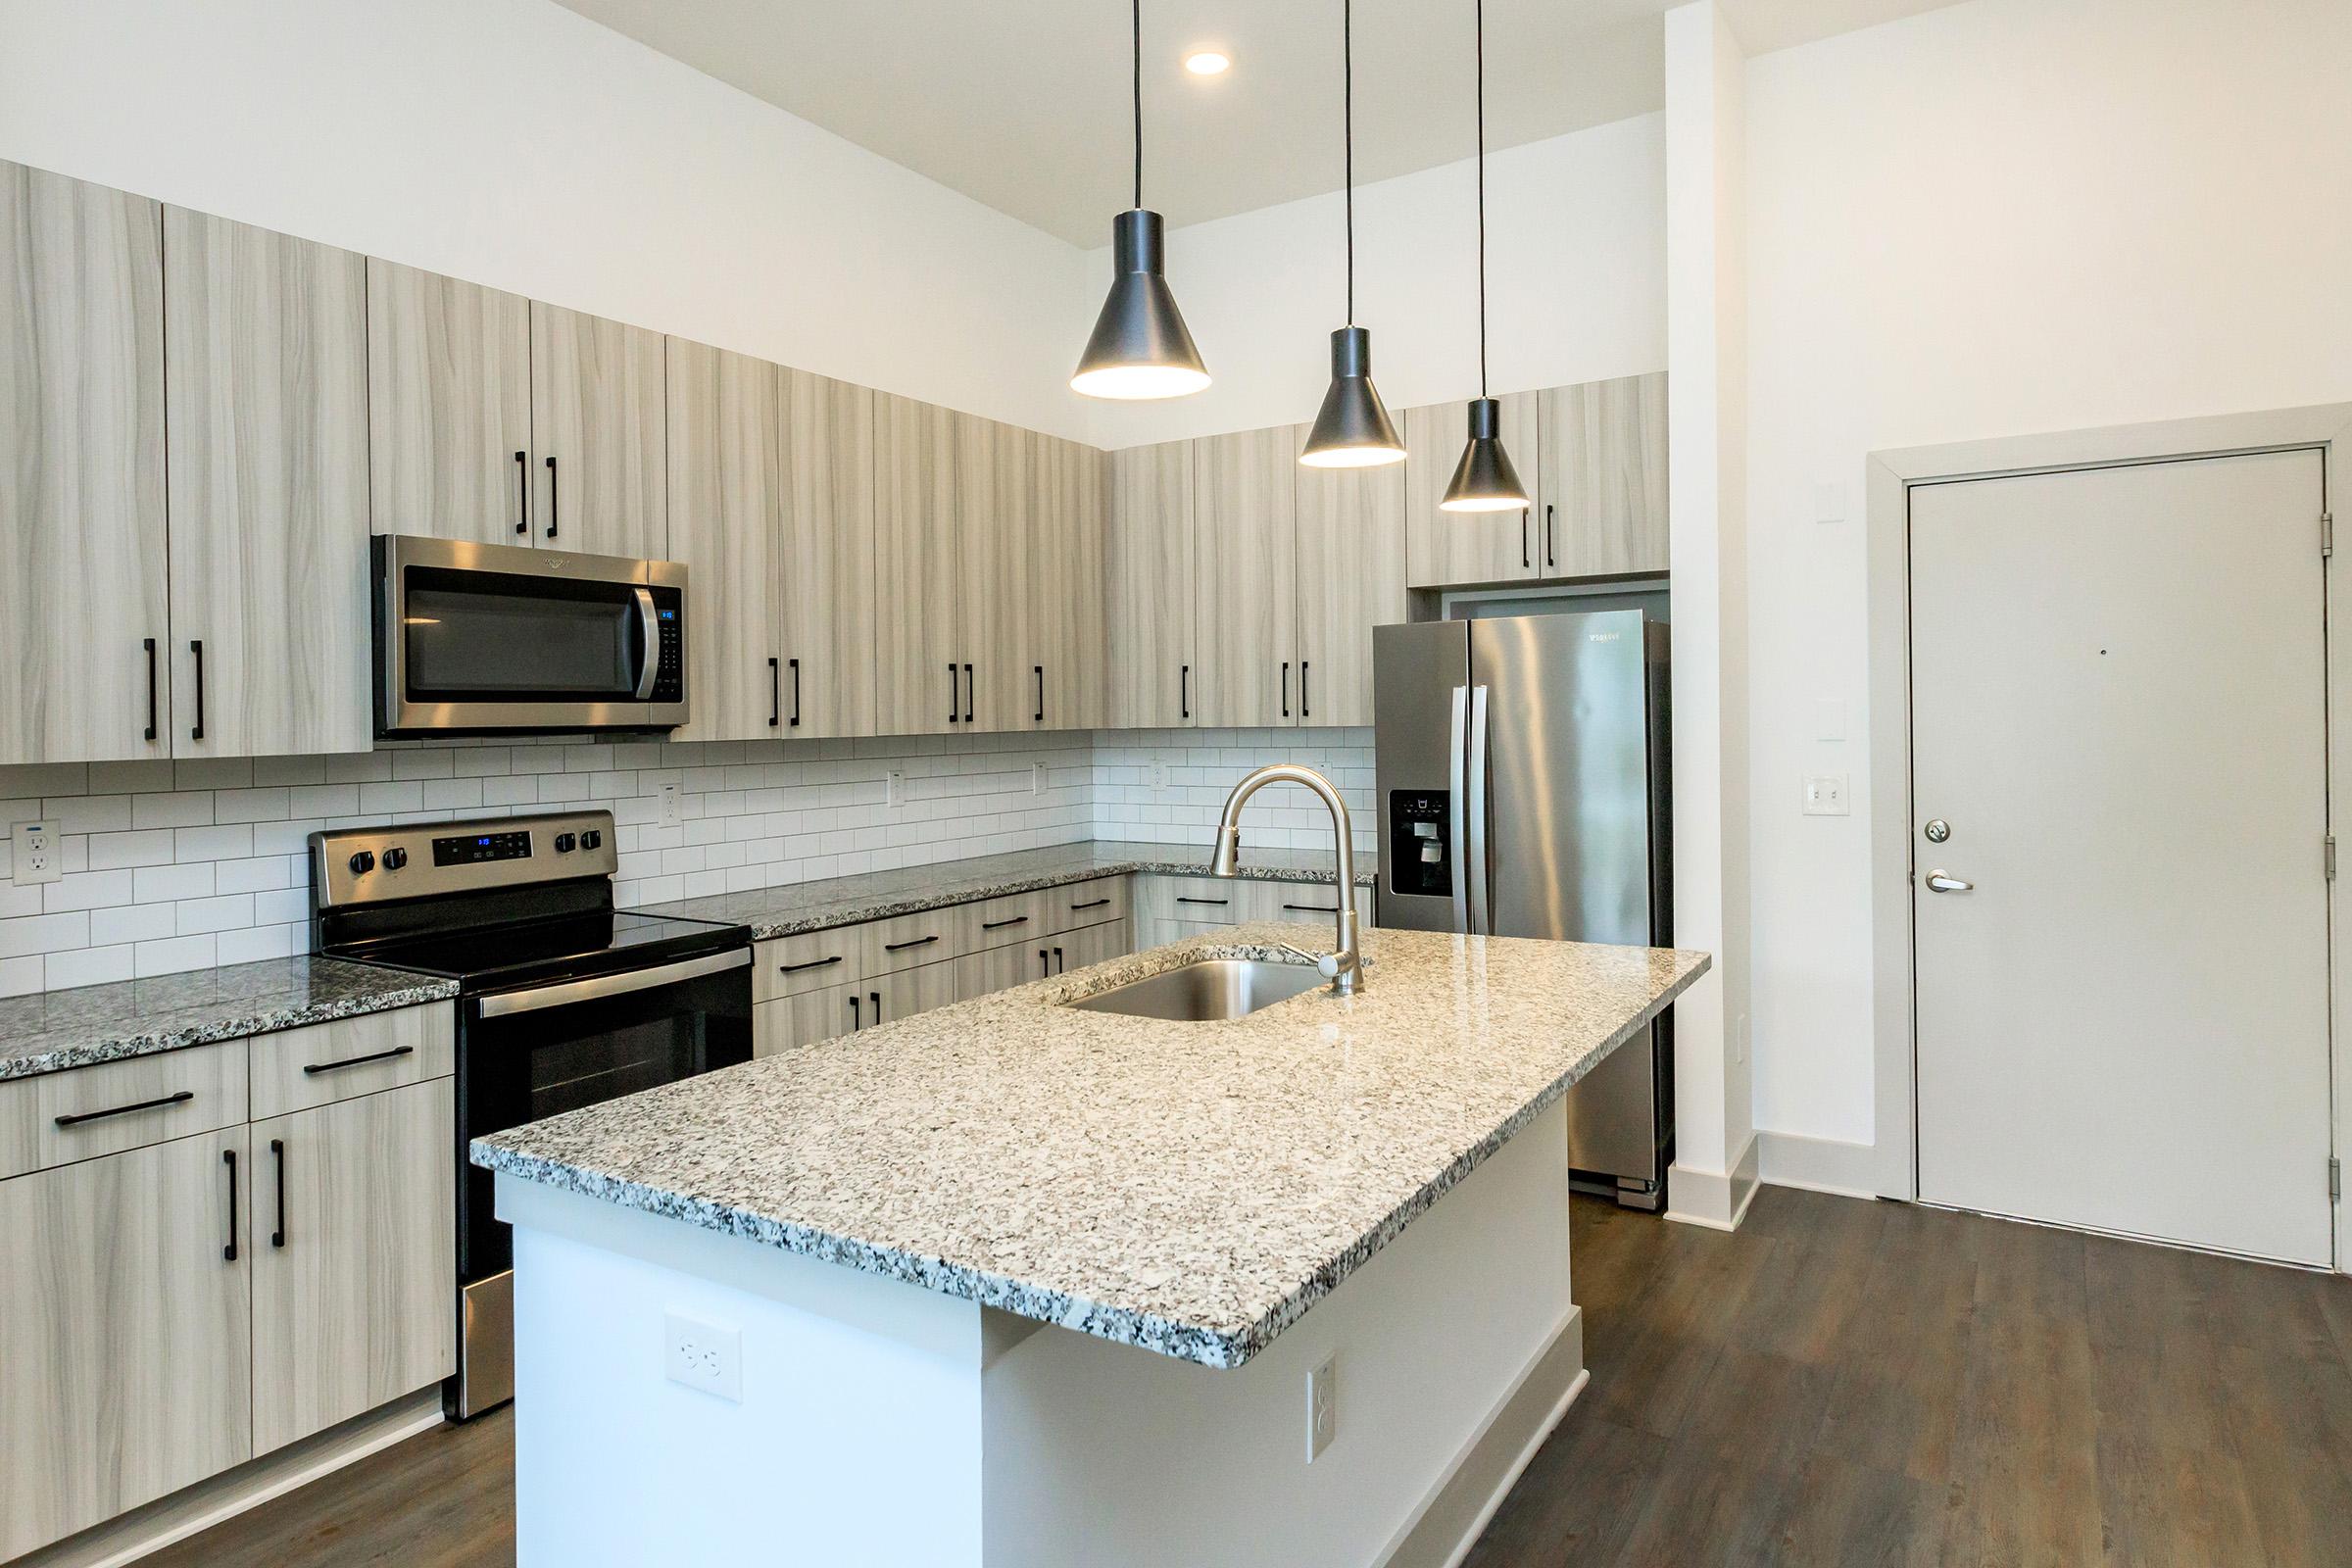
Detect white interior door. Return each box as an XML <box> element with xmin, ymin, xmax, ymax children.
<box><xmin>1910</xmin><ymin>448</ymin><xmax>2333</xmax><ymax>1264</ymax></box>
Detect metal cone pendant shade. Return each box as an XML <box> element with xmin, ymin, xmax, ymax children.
<box><xmin>1300</xmin><ymin>326</ymin><xmax>1403</xmax><ymax>468</ymax></box>
<box><xmin>1072</xmin><ymin>209</ymin><xmax>1209</xmax><ymax>399</ymax></box>
<box><xmin>1441</xmin><ymin>396</ymin><xmax>1529</xmax><ymax>510</ymax></box>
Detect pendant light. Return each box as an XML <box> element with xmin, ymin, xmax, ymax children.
<box><xmin>1298</xmin><ymin>0</ymin><xmax>1405</xmax><ymax>468</ymax></box>
<box><xmin>1072</xmin><ymin>0</ymin><xmax>1210</xmax><ymax>400</ymax></box>
<box><xmin>1440</xmin><ymin>0</ymin><xmax>1529</xmax><ymax>512</ymax></box>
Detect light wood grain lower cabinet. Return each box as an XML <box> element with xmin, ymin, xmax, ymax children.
<box><xmin>862</xmin><ymin>958</ymin><xmax>959</xmax><ymax>1031</ymax></box>
<box><xmin>1193</xmin><ymin>425</ymin><xmax>1301</xmax><ymax>728</ymax></box>
<box><xmin>666</xmin><ymin>339</ymin><xmax>784</xmax><ymax>741</ymax></box>
<box><xmin>530</xmin><ymin>302</ymin><xmax>666</xmax><ymax>559</ymax></box>
<box><xmin>0</xmin><ymin>161</ymin><xmax>169</xmax><ymax>765</ymax></box>
<box><xmin>1403</xmin><ymin>394</ymin><xmax>1539</xmax><ymax>589</ymax></box>
<box><xmin>1295</xmin><ymin>455</ymin><xmax>1407</xmax><ymax>728</ymax></box>
<box><xmin>1053</xmin><ymin>918</ymin><xmax>1131</xmax><ymax>974</ymax></box>
<box><xmin>782</xmin><ymin>368</ymin><xmax>877</xmax><ymax>737</ymax></box>
<box><xmin>873</xmin><ymin>392</ymin><xmax>964</xmax><ymax>736</ymax></box>
<box><xmin>366</xmin><ymin>258</ymin><xmax>533</xmax><ymax>546</ymax></box>
<box><xmin>1538</xmin><ymin>371</ymin><xmax>1669</xmax><ymax>578</ymax></box>
<box><xmin>756</xmin><ymin>983</ymin><xmax>858</xmax><ymax>1057</ymax></box>
<box><xmin>248</xmin><ymin>1081</ymin><xmax>455</xmax><ymax>1455</ymax></box>
<box><xmin>0</xmin><ymin>1126</ymin><xmax>251</xmax><ymax>1560</ymax></box>
<box><xmin>1106</xmin><ymin>440</ymin><xmax>1197</xmax><ymax>727</ymax></box>
<box><xmin>952</xmin><ymin>940</ymin><xmax>1046</xmax><ymax>1002</ymax></box>
<box><xmin>164</xmin><ymin>208</ymin><xmax>371</xmax><ymax>758</ymax></box>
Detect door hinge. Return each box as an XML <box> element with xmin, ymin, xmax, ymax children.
<box><xmin>2328</xmin><ymin>837</ymin><xmax>2338</xmax><ymax>880</ymax></box>
<box><xmin>2326</xmin><ymin>513</ymin><xmax>2336</xmax><ymax>559</ymax></box>
<box><xmin>2331</xmin><ymin>1156</ymin><xmax>2342</xmax><ymax>1201</ymax></box>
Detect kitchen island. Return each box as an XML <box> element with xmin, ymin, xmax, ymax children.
<box><xmin>470</xmin><ymin>923</ymin><xmax>1707</xmax><ymax>1568</ymax></box>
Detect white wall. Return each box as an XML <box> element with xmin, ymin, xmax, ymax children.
<box><xmin>0</xmin><ymin>0</ymin><xmax>1093</xmax><ymax>440</ymax></box>
<box><xmin>1741</xmin><ymin>0</ymin><xmax>2352</xmax><ymax>1153</ymax></box>
<box><xmin>1080</xmin><ymin>115</ymin><xmax>1668</xmax><ymax>449</ymax></box>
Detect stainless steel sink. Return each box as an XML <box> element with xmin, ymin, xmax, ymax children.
<box><xmin>1066</xmin><ymin>958</ymin><xmax>1326</xmax><ymax>1022</ymax></box>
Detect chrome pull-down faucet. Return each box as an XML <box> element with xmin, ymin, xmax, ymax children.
<box><xmin>1209</xmin><ymin>764</ymin><xmax>1363</xmax><ymax>995</ymax></box>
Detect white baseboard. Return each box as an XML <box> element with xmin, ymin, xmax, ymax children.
<box><xmin>1664</xmin><ymin>1132</ymin><xmax>1761</xmax><ymax>1231</ymax></box>
<box><xmin>1756</xmin><ymin>1129</ymin><xmax>1884</xmax><ymax>1200</ymax></box>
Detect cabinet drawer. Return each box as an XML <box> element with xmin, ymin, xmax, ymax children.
<box><xmin>248</xmin><ymin>1003</ymin><xmax>454</xmax><ymax>1121</ymax></box>
<box><xmin>755</xmin><ymin>927</ymin><xmax>863</xmax><ymax>1003</ymax></box>
<box><xmin>1135</xmin><ymin>874</ymin><xmax>1244</xmax><ymax>925</ymax></box>
<box><xmin>1043</xmin><ymin>876</ymin><xmax>1128</xmax><ymax>935</ymax></box>
<box><xmin>956</xmin><ymin>890</ymin><xmax>1053</xmax><ymax>952</ymax></box>
<box><xmin>856</xmin><ymin>906</ymin><xmax>959</xmax><ymax>978</ymax></box>
<box><xmin>1</xmin><ymin>1041</ymin><xmax>249</xmax><ymax>1180</ymax></box>
<box><xmin>1235</xmin><ymin>880</ymin><xmax>1373</xmax><ymax>925</ymax></box>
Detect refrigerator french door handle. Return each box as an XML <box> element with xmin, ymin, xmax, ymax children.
<box><xmin>1466</xmin><ymin>685</ymin><xmax>1492</xmax><ymax>936</ymax></box>
<box><xmin>1448</xmin><ymin>685</ymin><xmax>1471</xmax><ymax>935</ymax></box>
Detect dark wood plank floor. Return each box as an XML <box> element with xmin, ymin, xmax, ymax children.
<box><xmin>143</xmin><ymin>1188</ymin><xmax>2352</xmax><ymax>1567</ymax></box>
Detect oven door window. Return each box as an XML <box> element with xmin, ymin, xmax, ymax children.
<box><xmin>401</xmin><ymin>565</ymin><xmax>646</xmax><ymax>702</ymax></box>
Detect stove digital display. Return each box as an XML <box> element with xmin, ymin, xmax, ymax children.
<box><xmin>431</xmin><ymin>830</ymin><xmax>533</xmax><ymax>867</ymax></box>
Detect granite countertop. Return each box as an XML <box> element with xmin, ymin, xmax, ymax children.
<box><xmin>0</xmin><ymin>956</ymin><xmax>460</xmax><ymax>1082</ymax></box>
<box><xmin>472</xmin><ymin>923</ymin><xmax>1709</xmax><ymax>1370</ymax></box>
<box><xmin>645</xmin><ymin>839</ymin><xmax>1378</xmax><ymax>941</ymax></box>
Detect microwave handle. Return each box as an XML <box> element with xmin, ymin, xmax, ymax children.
<box><xmin>633</xmin><ymin>587</ymin><xmax>660</xmax><ymax>701</ymax></box>
<box><xmin>476</xmin><ymin>948</ymin><xmax>750</xmax><ymax>1019</ymax></box>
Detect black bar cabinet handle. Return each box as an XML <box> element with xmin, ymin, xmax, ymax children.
<box><xmin>884</xmin><ymin>934</ymin><xmax>938</xmax><ymax>953</ymax></box>
<box><xmin>1038</xmin><ymin>949</ymin><xmax>1051</xmax><ymax>980</ymax></box>
<box><xmin>769</xmin><ymin>658</ymin><xmax>781</xmax><ymax>728</ymax></box>
<box><xmin>868</xmin><ymin>991</ymin><xmax>882</xmax><ymax>1025</ymax></box>
<box><xmin>544</xmin><ymin>455</ymin><xmax>559</xmax><ymax>538</ymax></box>
<box><xmin>1282</xmin><ymin>662</ymin><xmax>1291</xmax><ymax>718</ymax></box>
<box><xmin>222</xmin><ymin>1149</ymin><xmax>238</xmax><ymax>1262</ymax></box>
<box><xmin>142</xmin><ymin>638</ymin><xmax>158</xmax><ymax>741</ymax></box>
<box><xmin>302</xmin><ymin>1044</ymin><xmax>415</xmax><ymax>1076</ymax></box>
<box><xmin>790</xmin><ymin>659</ymin><xmax>802</xmax><ymax>728</ymax></box>
<box><xmin>849</xmin><ymin>994</ymin><xmax>860</xmax><ymax>1030</ymax></box>
<box><xmin>1284</xmin><ymin>902</ymin><xmax>1342</xmax><ymax>915</ymax></box>
<box><xmin>189</xmin><ymin>640</ymin><xmax>206</xmax><ymax>742</ymax></box>
<box><xmin>514</xmin><ymin>451</ymin><xmax>528</xmax><ymax>534</ymax></box>
<box><xmin>1035</xmin><ymin>664</ymin><xmax>1045</xmax><ymax>724</ymax></box>
<box><xmin>270</xmin><ymin>1138</ymin><xmax>286</xmax><ymax>1249</ymax></box>
<box><xmin>982</xmin><ymin>914</ymin><xmax>1029</xmax><ymax>931</ymax></box>
<box><xmin>1175</xmin><ymin>896</ymin><xmax>1230</xmax><ymax>906</ymax></box>
<box><xmin>54</xmin><ymin>1089</ymin><xmax>193</xmax><ymax>1129</ymax></box>
<box><xmin>1054</xmin><ymin>946</ymin><xmax>1065</xmax><ymax>975</ymax></box>
<box><xmin>1181</xmin><ymin>664</ymin><xmax>1191</xmax><ymax>720</ymax></box>
<box><xmin>963</xmin><ymin>663</ymin><xmax>975</xmax><ymax>725</ymax></box>
<box><xmin>1070</xmin><ymin>898</ymin><xmax>1111</xmax><ymax>911</ymax></box>
<box><xmin>780</xmin><ymin>955</ymin><xmax>843</xmax><ymax>974</ymax></box>
<box><xmin>1545</xmin><ymin>503</ymin><xmax>1557</xmax><ymax>567</ymax></box>
<box><xmin>948</xmin><ymin>663</ymin><xmax>959</xmax><ymax>725</ymax></box>
<box><xmin>1521</xmin><ymin>510</ymin><xmax>1531</xmax><ymax>569</ymax></box>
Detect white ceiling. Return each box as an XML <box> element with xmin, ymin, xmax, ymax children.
<box><xmin>553</xmin><ymin>0</ymin><xmax>1963</xmax><ymax>246</ymax></box>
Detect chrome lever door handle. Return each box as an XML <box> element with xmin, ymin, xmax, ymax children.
<box><xmin>1925</xmin><ymin>870</ymin><xmax>1974</xmax><ymax>893</ymax></box>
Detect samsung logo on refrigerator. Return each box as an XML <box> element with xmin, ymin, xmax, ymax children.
<box><xmin>1588</xmin><ymin>631</ymin><xmax>1623</xmax><ymax>642</ymax></box>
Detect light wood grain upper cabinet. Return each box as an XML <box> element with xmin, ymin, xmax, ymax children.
<box><xmin>1036</xmin><ymin>436</ymin><xmax>1109</xmax><ymax>730</ymax></box>
<box><xmin>530</xmin><ymin>301</ymin><xmax>666</xmax><ymax>558</ymax></box>
<box><xmin>0</xmin><ymin>162</ymin><xmax>169</xmax><ymax>765</ymax></box>
<box><xmin>874</xmin><ymin>393</ymin><xmax>964</xmax><ymax>735</ymax></box>
<box><xmin>366</xmin><ymin>259</ymin><xmax>532</xmax><ymax>545</ymax></box>
<box><xmin>1295</xmin><ymin>456</ymin><xmax>1407</xmax><ymax>728</ymax></box>
<box><xmin>1106</xmin><ymin>440</ymin><xmax>1197</xmax><ymax>728</ymax></box>
<box><xmin>781</xmin><ymin>369</ymin><xmax>877</xmax><ymax>738</ymax></box>
<box><xmin>0</xmin><ymin>1126</ymin><xmax>251</xmax><ymax>1561</ymax></box>
<box><xmin>958</xmin><ymin>415</ymin><xmax>1024</xmax><ymax>731</ymax></box>
<box><xmin>164</xmin><ymin>209</ymin><xmax>371</xmax><ymax>758</ymax></box>
<box><xmin>1538</xmin><ymin>371</ymin><xmax>1669</xmax><ymax>578</ymax></box>
<box><xmin>1403</xmin><ymin>392</ymin><xmax>1539</xmax><ymax>589</ymax></box>
<box><xmin>249</xmin><ymin>1080</ymin><xmax>454</xmax><ymax>1456</ymax></box>
<box><xmin>665</xmin><ymin>339</ymin><xmax>783</xmax><ymax>741</ymax></box>
<box><xmin>1193</xmin><ymin>425</ymin><xmax>1301</xmax><ymax>729</ymax></box>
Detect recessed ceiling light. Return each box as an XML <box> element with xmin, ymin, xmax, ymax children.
<box><xmin>1184</xmin><ymin>50</ymin><xmax>1231</xmax><ymax>75</ymax></box>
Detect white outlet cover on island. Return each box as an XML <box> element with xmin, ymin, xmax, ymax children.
<box><xmin>664</xmin><ymin>1311</ymin><xmax>742</xmax><ymax>1402</ymax></box>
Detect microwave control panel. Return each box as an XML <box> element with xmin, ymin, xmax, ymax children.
<box><xmin>1389</xmin><ymin>791</ymin><xmax>1452</xmax><ymax>898</ymax></box>
<box><xmin>648</xmin><ymin>586</ymin><xmax>685</xmax><ymax>705</ymax></box>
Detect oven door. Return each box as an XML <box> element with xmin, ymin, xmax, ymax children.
<box><xmin>450</xmin><ymin>947</ymin><xmax>752</xmax><ymax>1418</ymax></box>
<box><xmin>375</xmin><ymin>533</ymin><xmax>687</xmax><ymax>735</ymax></box>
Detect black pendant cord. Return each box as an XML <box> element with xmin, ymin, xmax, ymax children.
<box><xmin>1344</xmin><ymin>0</ymin><xmax>1355</xmax><ymax>324</ymax></box>
<box><xmin>1131</xmin><ymin>0</ymin><xmax>1143</xmax><ymax>209</ymax></box>
<box><xmin>1475</xmin><ymin>0</ymin><xmax>1489</xmax><ymax>397</ymax></box>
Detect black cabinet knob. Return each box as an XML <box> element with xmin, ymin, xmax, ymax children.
<box><xmin>554</xmin><ymin>833</ymin><xmax>577</xmax><ymax>853</ymax></box>
<box><xmin>381</xmin><ymin>847</ymin><xmax>409</xmax><ymax>871</ymax></box>
<box><xmin>347</xmin><ymin>851</ymin><xmax>374</xmax><ymax>875</ymax></box>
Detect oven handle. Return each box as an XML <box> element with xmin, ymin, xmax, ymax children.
<box><xmin>633</xmin><ymin>587</ymin><xmax>660</xmax><ymax>701</ymax></box>
<box><xmin>475</xmin><ymin>947</ymin><xmax>750</xmax><ymax>1019</ymax></box>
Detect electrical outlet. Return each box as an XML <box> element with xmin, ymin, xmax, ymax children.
<box><xmin>1150</xmin><ymin>760</ymin><xmax>1168</xmax><ymax>792</ymax></box>
<box><xmin>1802</xmin><ymin>774</ymin><xmax>1850</xmax><ymax>817</ymax></box>
<box><xmin>1030</xmin><ymin>762</ymin><xmax>1043</xmax><ymax>795</ymax></box>
<box><xmin>658</xmin><ymin>781</ymin><xmax>683</xmax><ymax>828</ymax></box>
<box><xmin>886</xmin><ymin>770</ymin><xmax>906</xmax><ymax>808</ymax></box>
<box><xmin>1306</xmin><ymin>1353</ymin><xmax>1337</xmax><ymax>1461</ymax></box>
<box><xmin>11</xmin><ymin>821</ymin><xmax>59</xmax><ymax>886</ymax></box>
<box><xmin>663</xmin><ymin>1311</ymin><xmax>742</xmax><ymax>1402</ymax></box>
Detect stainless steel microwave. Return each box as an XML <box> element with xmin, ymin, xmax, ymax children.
<box><xmin>372</xmin><ymin>535</ymin><xmax>688</xmax><ymax>736</ymax></box>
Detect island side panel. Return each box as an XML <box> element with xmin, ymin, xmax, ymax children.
<box><xmin>978</xmin><ymin>1106</ymin><xmax>1580</xmax><ymax>1568</ymax></box>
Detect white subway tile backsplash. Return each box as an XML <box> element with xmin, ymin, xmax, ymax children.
<box><xmin>134</xmin><ymin>934</ymin><xmax>216</xmax><ymax>976</ymax></box>
<box><xmin>91</xmin><ymin>903</ymin><xmax>178</xmax><ymax>946</ymax></box>
<box><xmin>173</xmin><ymin>824</ymin><xmax>254</xmax><ymax>863</ymax></box>
<box><xmin>214</xmin><ymin>788</ymin><xmax>292</xmax><ymax>824</ymax></box>
<box><xmin>133</xmin><ymin>862</ymin><xmax>216</xmax><ymax>904</ymax></box>
<box><xmin>45</xmin><ymin>944</ymin><xmax>136</xmax><ymax>990</ymax></box>
<box><xmin>174</xmin><ymin>758</ymin><xmax>254</xmax><ymax>791</ymax></box>
<box><xmin>131</xmin><ymin>792</ymin><xmax>215</xmax><ymax>830</ymax></box>
<box><xmin>176</xmin><ymin>894</ymin><xmax>256</xmax><ymax>936</ymax></box>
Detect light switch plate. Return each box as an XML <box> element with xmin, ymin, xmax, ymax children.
<box><xmin>1802</xmin><ymin>775</ymin><xmax>1850</xmax><ymax>816</ymax></box>
<box><xmin>11</xmin><ymin>821</ymin><xmax>59</xmax><ymax>886</ymax></box>
<box><xmin>664</xmin><ymin>1311</ymin><xmax>742</xmax><ymax>1402</ymax></box>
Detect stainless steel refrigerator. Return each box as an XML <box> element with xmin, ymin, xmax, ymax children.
<box><xmin>1373</xmin><ymin>610</ymin><xmax>1674</xmax><ymax>1208</ymax></box>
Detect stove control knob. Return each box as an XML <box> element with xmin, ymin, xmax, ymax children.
<box><xmin>553</xmin><ymin>833</ymin><xmax>577</xmax><ymax>854</ymax></box>
<box><xmin>347</xmin><ymin>850</ymin><xmax>375</xmax><ymax>876</ymax></box>
<box><xmin>580</xmin><ymin>829</ymin><xmax>603</xmax><ymax>851</ymax></box>
<box><xmin>381</xmin><ymin>847</ymin><xmax>409</xmax><ymax>871</ymax></box>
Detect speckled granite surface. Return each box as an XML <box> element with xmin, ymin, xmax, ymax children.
<box><xmin>472</xmin><ymin>923</ymin><xmax>1708</xmax><ymax>1369</ymax></box>
<box><xmin>643</xmin><ymin>840</ymin><xmax>1378</xmax><ymax>941</ymax></box>
<box><xmin>0</xmin><ymin>956</ymin><xmax>458</xmax><ymax>1081</ymax></box>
